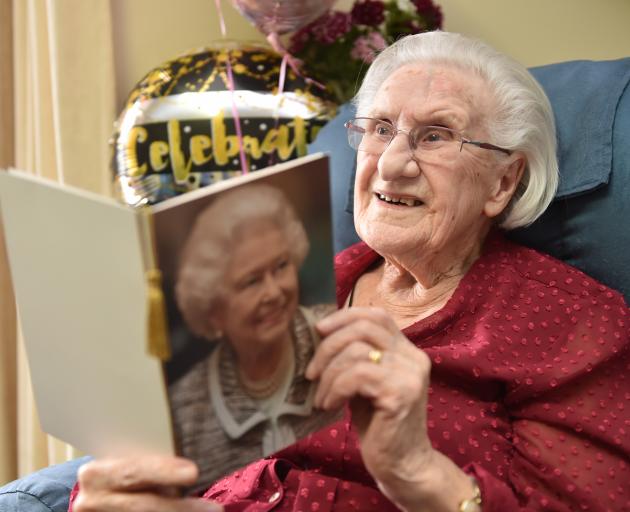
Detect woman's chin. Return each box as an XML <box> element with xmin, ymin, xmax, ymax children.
<box><xmin>253</xmin><ymin>318</ymin><xmax>292</xmax><ymax>346</ymax></box>
<box><xmin>359</xmin><ymin>222</ymin><xmax>428</xmax><ymax>257</ymax></box>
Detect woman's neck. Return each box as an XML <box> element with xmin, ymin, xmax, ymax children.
<box><xmin>235</xmin><ymin>333</ymin><xmax>293</xmax><ymax>382</ymax></box>
<box><xmin>352</xmin><ymin>229</ymin><xmax>488</xmax><ymax>328</ymax></box>
<box><xmin>236</xmin><ymin>336</ymin><xmax>294</xmax><ymax>400</ymax></box>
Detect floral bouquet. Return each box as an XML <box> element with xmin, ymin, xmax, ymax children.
<box><xmin>288</xmin><ymin>0</ymin><xmax>443</xmax><ymax>104</ymax></box>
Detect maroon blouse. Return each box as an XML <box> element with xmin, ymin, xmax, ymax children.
<box><xmin>69</xmin><ymin>234</ymin><xmax>630</xmax><ymax>511</ymax></box>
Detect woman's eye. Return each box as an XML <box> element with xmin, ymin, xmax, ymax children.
<box><xmin>275</xmin><ymin>258</ymin><xmax>290</xmax><ymax>273</ymax></box>
<box><xmin>374</xmin><ymin>124</ymin><xmax>393</xmax><ymax>137</ymax></box>
<box><xmin>417</xmin><ymin>127</ymin><xmax>454</xmax><ymax>145</ymax></box>
<box><xmin>239</xmin><ymin>275</ymin><xmax>261</xmax><ymax>289</ymax></box>
<box><xmin>424</xmin><ymin>130</ymin><xmax>444</xmax><ymax>142</ymax></box>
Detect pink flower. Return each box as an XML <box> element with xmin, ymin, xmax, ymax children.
<box><xmin>350</xmin><ymin>32</ymin><xmax>387</xmax><ymax>63</ymax></box>
<box><xmin>351</xmin><ymin>0</ymin><xmax>386</xmax><ymax>26</ymax></box>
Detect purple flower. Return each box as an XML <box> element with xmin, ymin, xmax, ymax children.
<box><xmin>289</xmin><ymin>27</ymin><xmax>311</xmax><ymax>54</ymax></box>
<box><xmin>412</xmin><ymin>0</ymin><xmax>434</xmax><ymax>13</ymax></box>
<box><xmin>309</xmin><ymin>11</ymin><xmax>353</xmax><ymax>44</ymax></box>
<box><xmin>289</xmin><ymin>10</ymin><xmax>353</xmax><ymax>53</ymax></box>
<box><xmin>412</xmin><ymin>0</ymin><xmax>443</xmax><ymax>29</ymax></box>
<box><xmin>351</xmin><ymin>0</ymin><xmax>386</xmax><ymax>26</ymax></box>
<box><xmin>350</xmin><ymin>32</ymin><xmax>387</xmax><ymax>63</ymax></box>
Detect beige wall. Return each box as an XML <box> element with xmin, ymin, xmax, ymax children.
<box><xmin>110</xmin><ymin>0</ymin><xmax>263</xmax><ymax>109</ymax></box>
<box><xmin>438</xmin><ymin>0</ymin><xmax>630</xmax><ymax>67</ymax></box>
<box><xmin>111</xmin><ymin>0</ymin><xmax>630</xmax><ymax>109</ymax></box>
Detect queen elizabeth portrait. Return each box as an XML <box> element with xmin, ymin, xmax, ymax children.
<box><xmin>168</xmin><ymin>183</ymin><xmax>338</xmax><ymax>492</ymax></box>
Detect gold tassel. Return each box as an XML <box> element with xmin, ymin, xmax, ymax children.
<box><xmin>146</xmin><ymin>268</ymin><xmax>171</xmax><ymax>361</ymax></box>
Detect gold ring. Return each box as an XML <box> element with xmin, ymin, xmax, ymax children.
<box><xmin>368</xmin><ymin>349</ymin><xmax>383</xmax><ymax>364</ymax></box>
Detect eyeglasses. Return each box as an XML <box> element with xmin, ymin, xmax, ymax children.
<box><xmin>344</xmin><ymin>117</ymin><xmax>512</xmax><ymax>160</ymax></box>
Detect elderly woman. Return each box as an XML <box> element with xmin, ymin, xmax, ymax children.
<box><xmin>72</xmin><ymin>32</ymin><xmax>628</xmax><ymax>512</ymax></box>
<box><xmin>169</xmin><ymin>184</ymin><xmax>337</xmax><ymax>492</ymax></box>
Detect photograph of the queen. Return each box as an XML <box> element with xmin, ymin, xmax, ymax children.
<box><xmin>168</xmin><ymin>183</ymin><xmax>338</xmax><ymax>491</ymax></box>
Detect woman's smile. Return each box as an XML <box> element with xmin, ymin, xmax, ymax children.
<box><xmin>254</xmin><ymin>301</ymin><xmax>290</xmax><ymax>329</ymax></box>
<box><xmin>374</xmin><ymin>192</ymin><xmax>424</xmax><ymax>207</ymax></box>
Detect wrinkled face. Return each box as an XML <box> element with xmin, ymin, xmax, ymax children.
<box><xmin>210</xmin><ymin>223</ymin><xmax>299</xmax><ymax>354</ymax></box>
<box><xmin>354</xmin><ymin>63</ymin><xmax>507</xmax><ymax>259</ymax></box>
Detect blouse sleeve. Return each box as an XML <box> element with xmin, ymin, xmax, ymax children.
<box><xmin>67</xmin><ymin>482</ymin><xmax>79</xmax><ymax>511</ymax></box>
<box><xmin>476</xmin><ymin>295</ymin><xmax>629</xmax><ymax>511</ymax></box>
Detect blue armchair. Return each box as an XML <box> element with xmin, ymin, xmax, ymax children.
<box><xmin>0</xmin><ymin>457</ymin><xmax>91</xmax><ymax>511</ymax></box>
<box><xmin>1</xmin><ymin>57</ymin><xmax>628</xmax><ymax>512</ymax></box>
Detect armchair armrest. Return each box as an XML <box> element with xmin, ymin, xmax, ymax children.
<box><xmin>0</xmin><ymin>457</ymin><xmax>91</xmax><ymax>512</ymax></box>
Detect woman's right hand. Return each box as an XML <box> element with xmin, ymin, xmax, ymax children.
<box><xmin>73</xmin><ymin>455</ymin><xmax>222</xmax><ymax>512</ymax></box>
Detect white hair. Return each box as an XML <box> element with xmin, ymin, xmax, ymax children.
<box><xmin>175</xmin><ymin>183</ymin><xmax>309</xmax><ymax>340</ymax></box>
<box><xmin>354</xmin><ymin>31</ymin><xmax>559</xmax><ymax>229</ymax></box>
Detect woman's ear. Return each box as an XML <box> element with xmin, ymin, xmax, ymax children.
<box><xmin>483</xmin><ymin>153</ymin><xmax>526</xmax><ymax>219</ymax></box>
<box><xmin>203</xmin><ymin>305</ymin><xmax>225</xmax><ymax>341</ymax></box>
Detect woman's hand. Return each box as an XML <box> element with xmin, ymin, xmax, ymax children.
<box><xmin>307</xmin><ymin>307</ymin><xmax>474</xmax><ymax>512</ymax></box>
<box><xmin>73</xmin><ymin>456</ymin><xmax>222</xmax><ymax>512</ymax></box>
<box><xmin>308</xmin><ymin>308</ymin><xmax>432</xmax><ymax>486</ymax></box>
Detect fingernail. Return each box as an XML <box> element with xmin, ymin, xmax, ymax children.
<box><xmin>174</xmin><ymin>459</ymin><xmax>197</xmax><ymax>478</ymax></box>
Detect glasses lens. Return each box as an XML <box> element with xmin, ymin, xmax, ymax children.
<box><xmin>346</xmin><ymin>120</ymin><xmax>365</xmax><ymax>150</ymax></box>
<box><xmin>410</xmin><ymin>126</ymin><xmax>457</xmax><ymax>152</ymax></box>
<box><xmin>347</xmin><ymin>118</ymin><xmax>395</xmax><ymax>153</ymax></box>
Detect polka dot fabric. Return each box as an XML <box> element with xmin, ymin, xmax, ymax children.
<box><xmin>67</xmin><ymin>233</ymin><xmax>629</xmax><ymax>512</ymax></box>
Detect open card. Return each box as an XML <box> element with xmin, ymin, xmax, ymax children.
<box><xmin>0</xmin><ymin>153</ymin><xmax>339</xmax><ymax>491</ymax></box>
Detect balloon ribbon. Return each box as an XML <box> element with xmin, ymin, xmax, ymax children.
<box><xmin>214</xmin><ymin>0</ymin><xmax>249</xmax><ymax>174</ymax></box>
<box><xmin>266</xmin><ymin>32</ymin><xmax>326</xmax><ymax>92</ymax></box>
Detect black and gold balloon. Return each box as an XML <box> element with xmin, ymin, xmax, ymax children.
<box><xmin>112</xmin><ymin>42</ymin><xmax>337</xmax><ymax>205</ymax></box>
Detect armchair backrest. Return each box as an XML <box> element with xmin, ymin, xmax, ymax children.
<box><xmin>309</xmin><ymin>58</ymin><xmax>630</xmax><ymax>303</ymax></box>
<box><xmin>510</xmin><ymin>59</ymin><xmax>630</xmax><ymax>303</ymax></box>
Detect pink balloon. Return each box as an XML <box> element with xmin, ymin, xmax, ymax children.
<box><xmin>231</xmin><ymin>0</ymin><xmax>338</xmax><ymax>35</ymax></box>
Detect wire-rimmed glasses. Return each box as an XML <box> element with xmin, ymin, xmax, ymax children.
<box><xmin>344</xmin><ymin>117</ymin><xmax>512</xmax><ymax>160</ymax></box>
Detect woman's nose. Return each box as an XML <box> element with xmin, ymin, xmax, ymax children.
<box><xmin>377</xmin><ymin>134</ymin><xmax>421</xmax><ymax>181</ymax></box>
<box><xmin>261</xmin><ymin>273</ymin><xmax>283</xmax><ymax>302</ymax></box>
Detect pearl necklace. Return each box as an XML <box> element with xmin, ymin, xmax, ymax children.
<box><xmin>237</xmin><ymin>341</ymin><xmax>294</xmax><ymax>400</ymax></box>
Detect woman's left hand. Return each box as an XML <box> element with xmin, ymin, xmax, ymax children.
<box><xmin>306</xmin><ymin>307</ymin><xmax>435</xmax><ymax>504</ymax></box>
<box><xmin>307</xmin><ymin>307</ymin><xmax>476</xmax><ymax>512</ymax></box>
